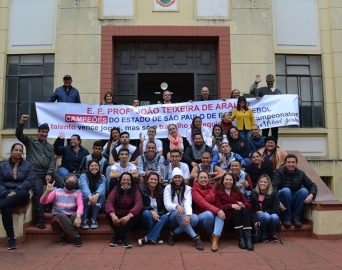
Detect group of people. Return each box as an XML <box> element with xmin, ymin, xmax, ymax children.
<box><xmin>0</xmin><ymin>74</ymin><xmax>317</xmax><ymax>252</ymax></box>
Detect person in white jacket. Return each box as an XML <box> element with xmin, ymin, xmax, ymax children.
<box><xmin>186</xmin><ymin>116</ymin><xmax>212</xmax><ymax>147</ymax></box>
<box><xmin>163</xmin><ymin>168</ymin><xmax>203</xmax><ymax>250</ymax></box>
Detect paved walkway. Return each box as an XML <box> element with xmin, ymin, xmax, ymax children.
<box><xmin>0</xmin><ymin>237</ymin><xmax>341</xmax><ymax>269</ymax></box>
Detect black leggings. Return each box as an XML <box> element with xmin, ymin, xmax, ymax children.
<box><xmin>231</xmin><ymin>208</ymin><xmax>252</xmax><ymax>229</ymax></box>
<box><xmin>0</xmin><ymin>190</ymin><xmax>30</xmax><ymax>238</ymax></box>
<box><xmin>106</xmin><ymin>214</ymin><xmax>139</xmax><ymax>240</ymax></box>
<box><xmin>262</xmin><ymin>127</ymin><xmax>279</xmax><ymax>143</ymax></box>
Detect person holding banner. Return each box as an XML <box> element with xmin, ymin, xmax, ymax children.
<box><xmin>162</xmin><ymin>124</ymin><xmax>190</xmax><ymax>161</ymax></box>
<box><xmin>227</xmin><ymin>126</ymin><xmax>251</xmax><ymax>166</ymax></box>
<box><xmin>250</xmin><ymin>74</ymin><xmax>282</xmax><ymax>142</ymax></box>
<box><xmin>186</xmin><ymin>116</ymin><xmax>212</xmax><ymax>147</ymax></box>
<box><xmin>46</xmin><ymin>75</ymin><xmax>81</xmax><ymax>103</ymax></box>
<box><xmin>231</xmin><ymin>96</ymin><xmax>255</xmax><ymax>139</ymax></box>
<box><xmin>100</xmin><ymin>92</ymin><xmax>117</xmax><ymax>105</ymax></box>
<box><xmin>162</xmin><ymin>90</ymin><xmax>172</xmax><ymax>104</ymax></box>
<box><xmin>231</xmin><ymin>89</ymin><xmax>241</xmax><ymax>99</ymax></box>
<box><xmin>184</xmin><ymin>133</ymin><xmax>213</xmax><ymax>171</ymax></box>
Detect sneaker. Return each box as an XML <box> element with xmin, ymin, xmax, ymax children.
<box><xmin>81</xmin><ymin>220</ymin><xmax>89</xmax><ymax>230</ymax></box>
<box><xmin>157</xmin><ymin>235</ymin><xmax>164</xmax><ymax>244</ymax></box>
<box><xmin>123</xmin><ymin>238</ymin><xmax>132</xmax><ymax>248</ymax></box>
<box><xmin>60</xmin><ymin>234</ymin><xmax>68</xmax><ymax>245</ymax></box>
<box><xmin>36</xmin><ymin>221</ymin><xmax>46</xmax><ymax>229</ymax></box>
<box><xmin>138</xmin><ymin>237</ymin><xmax>147</xmax><ymax>246</ymax></box>
<box><xmin>109</xmin><ymin>235</ymin><xmax>119</xmax><ymax>247</ymax></box>
<box><xmin>74</xmin><ymin>236</ymin><xmax>82</xmax><ymax>247</ymax></box>
<box><xmin>7</xmin><ymin>237</ymin><xmax>17</xmax><ymax>250</ymax></box>
<box><xmin>89</xmin><ymin>219</ymin><xmax>98</xmax><ymax>229</ymax></box>
<box><xmin>270</xmin><ymin>235</ymin><xmax>278</xmax><ymax>242</ymax></box>
<box><xmin>262</xmin><ymin>236</ymin><xmax>269</xmax><ymax>243</ymax></box>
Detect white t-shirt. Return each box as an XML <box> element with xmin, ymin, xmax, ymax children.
<box><xmin>150</xmin><ymin>197</ymin><xmax>158</xmax><ymax>212</ymax></box>
<box><xmin>111</xmin><ymin>162</ymin><xmax>137</xmax><ymax>173</ymax></box>
<box><xmin>143</xmin><ymin>138</ymin><xmax>163</xmax><ymax>152</ymax></box>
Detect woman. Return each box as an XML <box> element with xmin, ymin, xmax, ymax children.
<box><xmin>231</xmin><ymin>96</ymin><xmax>255</xmax><ymax>139</ymax></box>
<box><xmin>220</xmin><ymin>112</ymin><xmax>232</xmax><ymax>134</ymax></box>
<box><xmin>230</xmin><ymin>159</ymin><xmax>253</xmax><ymax>199</ymax></box>
<box><xmin>192</xmin><ymin>171</ymin><xmax>225</xmax><ymax>252</ymax></box>
<box><xmin>101</xmin><ymin>92</ymin><xmax>117</xmax><ymax>105</ymax></box>
<box><xmin>164</xmin><ymin>168</ymin><xmax>203</xmax><ymax>250</ymax></box>
<box><xmin>103</xmin><ymin>127</ymin><xmax>121</xmax><ymax>159</ymax></box>
<box><xmin>245</xmin><ymin>151</ymin><xmax>274</xmax><ymax>188</ymax></box>
<box><xmin>40</xmin><ymin>174</ymin><xmax>83</xmax><ymax>247</ymax></box>
<box><xmin>162</xmin><ymin>124</ymin><xmax>190</xmax><ymax>161</ymax></box>
<box><xmin>231</xmin><ymin>89</ymin><xmax>241</xmax><ymax>99</ymax></box>
<box><xmin>54</xmin><ymin>133</ymin><xmax>90</xmax><ymax>178</ymax></box>
<box><xmin>79</xmin><ymin>160</ymin><xmax>106</xmax><ymax>230</ymax></box>
<box><xmin>190</xmin><ymin>152</ymin><xmax>225</xmax><ymax>183</ymax></box>
<box><xmin>0</xmin><ymin>143</ymin><xmax>34</xmax><ymax>250</ymax></box>
<box><xmin>227</xmin><ymin>126</ymin><xmax>251</xmax><ymax>165</ymax></box>
<box><xmin>258</xmin><ymin>136</ymin><xmax>287</xmax><ymax>171</ymax></box>
<box><xmin>105</xmin><ymin>172</ymin><xmax>143</xmax><ymax>248</ymax></box>
<box><xmin>138</xmin><ymin>172</ymin><xmax>169</xmax><ymax>246</ymax></box>
<box><xmin>184</xmin><ymin>133</ymin><xmax>213</xmax><ymax>171</ymax></box>
<box><xmin>211</xmin><ymin>124</ymin><xmax>225</xmax><ymax>156</ymax></box>
<box><xmin>215</xmin><ymin>173</ymin><xmax>253</xmax><ymax>251</ymax></box>
<box><xmin>250</xmin><ymin>174</ymin><xmax>280</xmax><ymax>242</ymax></box>
<box><xmin>186</xmin><ymin>116</ymin><xmax>211</xmax><ymax>146</ymax></box>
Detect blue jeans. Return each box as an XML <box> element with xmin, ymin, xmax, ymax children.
<box><xmin>141</xmin><ymin>210</ymin><xmax>170</xmax><ymax>243</ymax></box>
<box><xmin>168</xmin><ymin>211</ymin><xmax>199</xmax><ymax>238</ymax></box>
<box><xmin>105</xmin><ymin>166</ymin><xmax>112</xmax><ymax>193</ymax></box>
<box><xmin>197</xmin><ymin>211</ymin><xmax>224</xmax><ymax>236</ymax></box>
<box><xmin>257</xmin><ymin>212</ymin><xmax>280</xmax><ymax>237</ymax></box>
<box><xmin>278</xmin><ymin>187</ymin><xmax>309</xmax><ymax>221</ymax></box>
<box><xmin>57</xmin><ymin>167</ymin><xmax>71</xmax><ymax>179</ymax></box>
<box><xmin>82</xmin><ymin>195</ymin><xmax>105</xmax><ymax>221</ymax></box>
<box><xmin>239</xmin><ymin>130</ymin><xmax>251</xmax><ymax>139</ymax></box>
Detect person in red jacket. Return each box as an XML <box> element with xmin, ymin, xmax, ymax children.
<box><xmin>105</xmin><ymin>172</ymin><xmax>143</xmax><ymax>248</ymax></box>
<box><xmin>215</xmin><ymin>173</ymin><xmax>254</xmax><ymax>251</ymax></box>
<box><xmin>192</xmin><ymin>171</ymin><xmax>226</xmax><ymax>252</ymax></box>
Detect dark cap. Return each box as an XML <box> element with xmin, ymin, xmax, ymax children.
<box><xmin>266</xmin><ymin>74</ymin><xmax>274</xmax><ymax>80</ymax></box>
<box><xmin>63</xmin><ymin>75</ymin><xmax>72</xmax><ymax>80</ymax></box>
<box><xmin>265</xmin><ymin>136</ymin><xmax>276</xmax><ymax>143</ymax></box>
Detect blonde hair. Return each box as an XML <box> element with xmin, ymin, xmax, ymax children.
<box><xmin>255</xmin><ymin>174</ymin><xmax>273</xmax><ymax>195</ymax></box>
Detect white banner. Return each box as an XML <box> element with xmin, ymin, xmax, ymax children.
<box><xmin>35</xmin><ymin>95</ymin><xmax>299</xmax><ymax>139</ymax></box>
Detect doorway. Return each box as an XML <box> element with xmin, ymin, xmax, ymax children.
<box><xmin>138</xmin><ymin>73</ymin><xmax>194</xmax><ymax>105</ymax></box>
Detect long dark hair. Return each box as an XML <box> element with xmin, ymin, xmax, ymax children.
<box><xmin>85</xmin><ymin>159</ymin><xmax>102</xmax><ymax>193</ymax></box>
<box><xmin>103</xmin><ymin>91</ymin><xmax>114</xmax><ymax>104</ymax></box>
<box><xmin>191</xmin><ymin>116</ymin><xmax>202</xmax><ymax>142</ymax></box>
<box><xmin>227</xmin><ymin>126</ymin><xmax>240</xmax><ymax>144</ymax></box>
<box><xmin>215</xmin><ymin>172</ymin><xmax>240</xmax><ymax>193</ymax></box>
<box><xmin>237</xmin><ymin>96</ymin><xmax>247</xmax><ymax>111</ymax></box>
<box><xmin>116</xmin><ymin>172</ymin><xmax>136</xmax><ymax>201</ymax></box>
<box><xmin>212</xmin><ymin>124</ymin><xmax>224</xmax><ymax>138</ymax></box>
<box><xmin>106</xmin><ymin>127</ymin><xmax>121</xmax><ymax>155</ymax></box>
<box><xmin>146</xmin><ymin>172</ymin><xmax>161</xmax><ymax>200</ymax></box>
<box><xmin>170</xmin><ymin>176</ymin><xmax>185</xmax><ymax>205</ymax></box>
<box><xmin>10</xmin><ymin>143</ymin><xmax>23</xmax><ymax>160</ymax></box>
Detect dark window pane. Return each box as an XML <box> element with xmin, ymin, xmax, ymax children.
<box><xmin>313</xmin><ymin>102</ymin><xmax>324</xmax><ymax>128</ymax></box>
<box><xmin>20</xmin><ymin>55</ymin><xmax>43</xmax><ymax>64</ymax></box>
<box><xmin>309</xmin><ymin>56</ymin><xmax>322</xmax><ymax>76</ymax></box>
<box><xmin>300</xmin><ymin>77</ymin><xmax>311</xmax><ymax>101</ymax></box>
<box><xmin>275</xmin><ymin>55</ymin><xmax>285</xmax><ymax>75</ymax></box>
<box><xmin>19</xmin><ymin>65</ymin><xmax>43</xmax><ymax>75</ymax></box>
<box><xmin>30</xmin><ymin>102</ymin><xmax>38</xmax><ymax>128</ymax></box>
<box><xmin>44</xmin><ymin>62</ymin><xmax>54</xmax><ymax>75</ymax></box>
<box><xmin>18</xmin><ymin>78</ymin><xmax>30</xmax><ymax>102</ymax></box>
<box><xmin>312</xmin><ymin>77</ymin><xmax>323</xmax><ymax>101</ymax></box>
<box><xmin>286</xmin><ymin>55</ymin><xmax>309</xmax><ymax>65</ymax></box>
<box><xmin>276</xmin><ymin>76</ymin><xmax>286</xmax><ymax>93</ymax></box>
<box><xmin>286</xmin><ymin>77</ymin><xmax>298</xmax><ymax>94</ymax></box>
<box><xmin>301</xmin><ymin>102</ymin><xmax>313</xmax><ymax>127</ymax></box>
<box><xmin>43</xmin><ymin>76</ymin><xmax>54</xmax><ymax>100</ymax></box>
<box><xmin>4</xmin><ymin>103</ymin><xmax>17</xmax><ymax>129</ymax></box>
<box><xmin>31</xmin><ymin>77</ymin><xmax>43</xmax><ymax>102</ymax></box>
<box><xmin>17</xmin><ymin>102</ymin><xmax>29</xmax><ymax>124</ymax></box>
<box><xmin>5</xmin><ymin>77</ymin><xmax>18</xmax><ymax>102</ymax></box>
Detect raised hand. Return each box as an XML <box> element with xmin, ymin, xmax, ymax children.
<box><xmin>58</xmin><ymin>132</ymin><xmax>66</xmax><ymax>139</ymax></box>
<box><xmin>255</xmin><ymin>74</ymin><xmax>262</xmax><ymax>83</ymax></box>
<box><xmin>20</xmin><ymin>114</ymin><xmax>30</xmax><ymax>124</ymax></box>
<box><xmin>46</xmin><ymin>181</ymin><xmax>55</xmax><ymax>192</ymax></box>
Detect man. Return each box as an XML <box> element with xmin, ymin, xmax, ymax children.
<box><xmin>162</xmin><ymin>90</ymin><xmax>172</xmax><ymax>104</ymax></box>
<box><xmin>199</xmin><ymin>86</ymin><xmax>211</xmax><ymax>101</ymax></box>
<box><xmin>249</xmin><ymin>124</ymin><xmax>266</xmax><ymax>152</ymax></box>
<box><xmin>211</xmin><ymin>142</ymin><xmax>247</xmax><ymax>169</ymax></box>
<box><xmin>167</xmin><ymin>150</ymin><xmax>191</xmax><ymax>185</ymax></box>
<box><xmin>109</xmin><ymin>148</ymin><xmax>138</xmax><ymax>191</ymax></box>
<box><xmin>250</xmin><ymin>74</ymin><xmax>282</xmax><ymax>142</ymax></box>
<box><xmin>272</xmin><ymin>154</ymin><xmax>317</xmax><ymax>228</ymax></box>
<box><xmin>46</xmin><ymin>74</ymin><xmax>81</xmax><ymax>103</ymax></box>
<box><xmin>139</xmin><ymin>127</ymin><xmax>163</xmax><ymax>156</ymax></box>
<box><xmin>109</xmin><ymin>132</ymin><xmax>139</xmax><ymax>165</ymax></box>
<box><xmin>16</xmin><ymin>114</ymin><xmax>63</xmax><ymax>229</ymax></box>
<box><xmin>132</xmin><ymin>99</ymin><xmax>140</xmax><ymax>107</ymax></box>
<box><xmin>79</xmin><ymin>140</ymin><xmax>108</xmax><ymax>175</ymax></box>
<box><xmin>137</xmin><ymin>141</ymin><xmax>165</xmax><ymax>186</ymax></box>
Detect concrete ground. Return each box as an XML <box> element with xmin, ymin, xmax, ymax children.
<box><xmin>0</xmin><ymin>236</ymin><xmax>341</xmax><ymax>269</ymax></box>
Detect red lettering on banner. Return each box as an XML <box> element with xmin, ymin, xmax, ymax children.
<box><xmin>161</xmin><ymin>105</ymin><xmax>200</xmax><ymax>113</ymax></box>
<box><xmin>107</xmin><ymin>108</ymin><xmax>132</xmax><ymax>115</ymax></box>
<box><xmin>87</xmin><ymin>108</ymin><xmax>93</xmax><ymax>114</ymax></box>
<box><xmin>215</xmin><ymin>103</ymin><xmax>228</xmax><ymax>109</ymax></box>
<box><xmin>65</xmin><ymin>114</ymin><xmax>108</xmax><ymax>124</ymax></box>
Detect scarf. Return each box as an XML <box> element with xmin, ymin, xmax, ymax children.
<box><xmin>168</xmin><ymin>133</ymin><xmax>182</xmax><ymax>151</ymax></box>
<box><xmin>191</xmin><ymin>143</ymin><xmax>207</xmax><ymax>160</ymax></box>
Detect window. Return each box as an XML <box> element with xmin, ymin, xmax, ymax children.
<box><xmin>275</xmin><ymin>54</ymin><xmax>324</xmax><ymax>128</ymax></box>
<box><xmin>5</xmin><ymin>55</ymin><xmax>54</xmax><ymax>129</ymax></box>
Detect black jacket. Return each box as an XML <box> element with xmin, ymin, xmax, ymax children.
<box><xmin>272</xmin><ymin>167</ymin><xmax>317</xmax><ymax>197</ymax></box>
<box><xmin>245</xmin><ymin>162</ymin><xmax>274</xmax><ymax>188</ymax></box>
<box><xmin>228</xmin><ymin>137</ymin><xmax>251</xmax><ymax>159</ymax></box>
<box><xmin>183</xmin><ymin>144</ymin><xmax>213</xmax><ymax>168</ymax></box>
<box><xmin>140</xmin><ymin>185</ymin><xmax>167</xmax><ymax>216</ymax></box>
<box><xmin>250</xmin><ymin>190</ymin><xmax>279</xmax><ymax>225</ymax></box>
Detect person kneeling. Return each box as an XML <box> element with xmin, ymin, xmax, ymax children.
<box><xmin>40</xmin><ymin>175</ymin><xmax>83</xmax><ymax>247</ymax></box>
<box><xmin>163</xmin><ymin>168</ymin><xmax>203</xmax><ymax>251</ymax></box>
